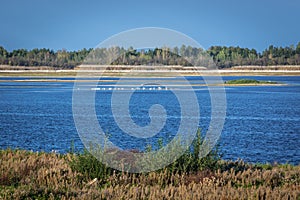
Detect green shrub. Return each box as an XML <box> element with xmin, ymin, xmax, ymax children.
<box><xmin>69</xmin><ymin>128</ymin><xmax>221</xmax><ymax>181</ymax></box>
<box><xmin>166</xmin><ymin>128</ymin><xmax>221</xmax><ymax>174</ymax></box>
<box><xmin>69</xmin><ymin>148</ymin><xmax>113</xmax><ymax>184</ymax></box>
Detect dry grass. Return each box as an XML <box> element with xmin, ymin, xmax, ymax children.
<box><xmin>1</xmin><ymin>149</ymin><xmax>299</xmax><ymax>199</ymax></box>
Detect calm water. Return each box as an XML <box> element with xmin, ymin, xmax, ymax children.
<box><xmin>0</xmin><ymin>76</ymin><xmax>299</xmax><ymax>164</ymax></box>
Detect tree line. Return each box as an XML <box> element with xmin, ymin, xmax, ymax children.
<box><xmin>0</xmin><ymin>42</ymin><xmax>300</xmax><ymax>69</ymax></box>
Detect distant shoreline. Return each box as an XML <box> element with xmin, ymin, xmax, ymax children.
<box><xmin>1</xmin><ymin>69</ymin><xmax>300</xmax><ymax>77</ymax></box>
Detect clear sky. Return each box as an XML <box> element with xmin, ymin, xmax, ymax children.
<box><xmin>1</xmin><ymin>0</ymin><xmax>299</xmax><ymax>52</ymax></box>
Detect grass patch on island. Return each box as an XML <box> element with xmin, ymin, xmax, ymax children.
<box><xmin>225</xmin><ymin>79</ymin><xmax>278</xmax><ymax>85</ymax></box>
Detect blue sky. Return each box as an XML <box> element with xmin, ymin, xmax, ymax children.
<box><xmin>1</xmin><ymin>0</ymin><xmax>299</xmax><ymax>52</ymax></box>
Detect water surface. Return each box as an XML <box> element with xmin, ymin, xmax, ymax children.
<box><xmin>0</xmin><ymin>76</ymin><xmax>299</xmax><ymax>164</ymax></box>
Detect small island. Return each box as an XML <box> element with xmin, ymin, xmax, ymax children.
<box><xmin>224</xmin><ymin>79</ymin><xmax>280</xmax><ymax>86</ymax></box>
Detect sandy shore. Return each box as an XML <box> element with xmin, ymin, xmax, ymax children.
<box><xmin>0</xmin><ymin>79</ymin><xmax>287</xmax><ymax>86</ymax></box>
<box><xmin>0</xmin><ymin>74</ymin><xmax>288</xmax><ymax>87</ymax></box>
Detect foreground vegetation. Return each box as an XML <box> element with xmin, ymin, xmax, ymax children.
<box><xmin>1</xmin><ymin>42</ymin><xmax>300</xmax><ymax>69</ymax></box>
<box><xmin>0</xmin><ymin>148</ymin><xmax>299</xmax><ymax>199</ymax></box>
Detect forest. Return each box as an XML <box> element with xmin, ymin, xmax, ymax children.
<box><xmin>0</xmin><ymin>42</ymin><xmax>300</xmax><ymax>69</ymax></box>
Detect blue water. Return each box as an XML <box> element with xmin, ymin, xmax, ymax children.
<box><xmin>0</xmin><ymin>76</ymin><xmax>299</xmax><ymax>165</ymax></box>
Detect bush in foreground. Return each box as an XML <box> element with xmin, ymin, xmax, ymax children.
<box><xmin>69</xmin><ymin>129</ymin><xmax>221</xmax><ymax>181</ymax></box>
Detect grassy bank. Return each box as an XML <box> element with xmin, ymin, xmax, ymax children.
<box><xmin>0</xmin><ymin>149</ymin><xmax>299</xmax><ymax>199</ymax></box>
